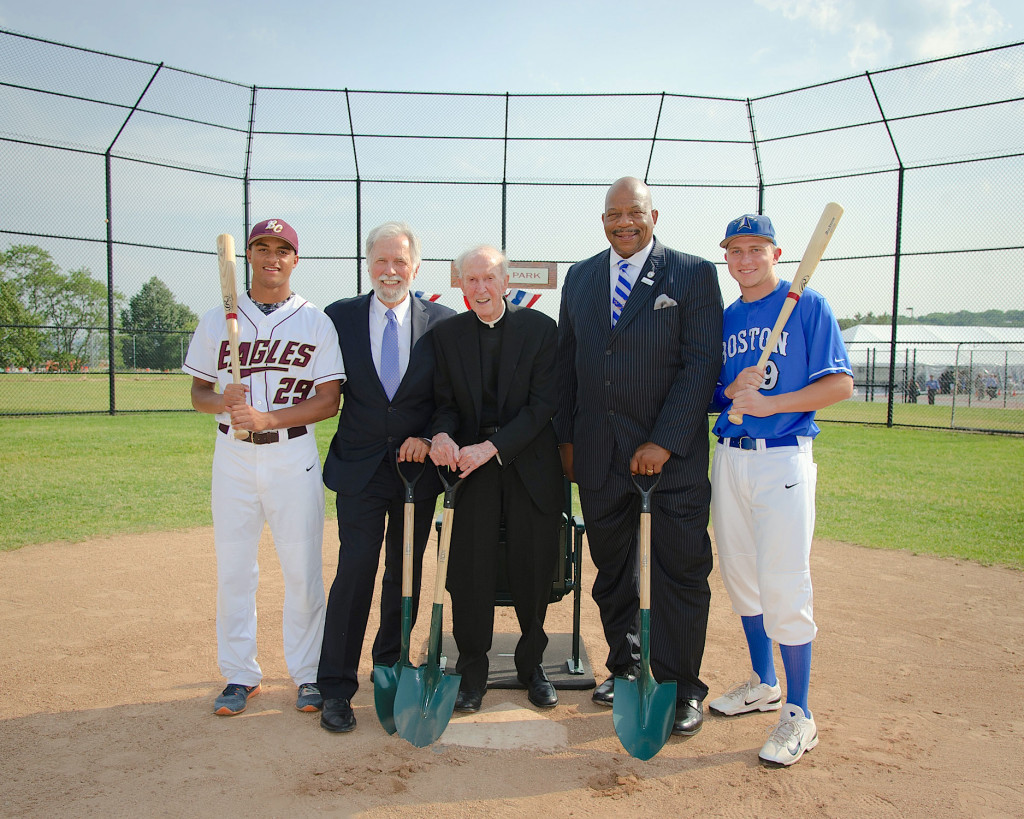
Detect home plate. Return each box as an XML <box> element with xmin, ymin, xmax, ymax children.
<box><xmin>439</xmin><ymin>701</ymin><xmax>568</xmax><ymax>751</ymax></box>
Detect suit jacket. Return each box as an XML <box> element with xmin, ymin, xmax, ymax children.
<box><xmin>323</xmin><ymin>293</ymin><xmax>455</xmax><ymax>501</ymax></box>
<box><xmin>430</xmin><ymin>302</ymin><xmax>563</xmax><ymax>515</ymax></box>
<box><xmin>554</xmin><ymin>237</ymin><xmax>723</xmax><ymax>491</ymax></box>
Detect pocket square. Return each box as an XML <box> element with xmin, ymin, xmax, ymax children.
<box><xmin>653</xmin><ymin>294</ymin><xmax>678</xmax><ymax>310</ymax></box>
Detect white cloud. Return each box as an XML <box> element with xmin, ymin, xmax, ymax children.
<box><xmin>847</xmin><ymin>20</ymin><xmax>894</xmax><ymax>67</ymax></box>
<box><xmin>755</xmin><ymin>0</ymin><xmax>843</xmax><ymax>31</ymax></box>
<box><xmin>755</xmin><ymin>0</ymin><xmax>1011</xmax><ymax>69</ymax></box>
<box><xmin>914</xmin><ymin>0</ymin><xmax>1007</xmax><ymax>57</ymax></box>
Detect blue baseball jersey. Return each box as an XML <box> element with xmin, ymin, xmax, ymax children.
<box><xmin>712</xmin><ymin>279</ymin><xmax>852</xmax><ymax>440</ymax></box>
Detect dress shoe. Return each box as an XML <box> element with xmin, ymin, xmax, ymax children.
<box><xmin>521</xmin><ymin>665</ymin><xmax>558</xmax><ymax>708</ymax></box>
<box><xmin>454</xmin><ymin>688</ymin><xmax>484</xmax><ymax>713</ymax></box>
<box><xmin>320</xmin><ymin>697</ymin><xmax>356</xmax><ymax>733</ymax></box>
<box><xmin>592</xmin><ymin>675</ymin><xmax>616</xmax><ymax>707</ymax></box>
<box><xmin>592</xmin><ymin>666</ymin><xmax>639</xmax><ymax>707</ymax></box>
<box><xmin>672</xmin><ymin>698</ymin><xmax>703</xmax><ymax>736</ymax></box>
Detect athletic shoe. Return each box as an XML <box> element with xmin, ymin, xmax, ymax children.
<box><xmin>708</xmin><ymin>672</ymin><xmax>782</xmax><ymax>716</ymax></box>
<box><xmin>758</xmin><ymin>704</ymin><xmax>818</xmax><ymax>766</ymax></box>
<box><xmin>214</xmin><ymin>683</ymin><xmax>260</xmax><ymax>716</ymax></box>
<box><xmin>295</xmin><ymin>683</ymin><xmax>323</xmax><ymax>712</ymax></box>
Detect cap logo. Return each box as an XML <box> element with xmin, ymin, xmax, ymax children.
<box><xmin>737</xmin><ymin>216</ymin><xmax>754</xmax><ymax>232</ymax></box>
<box><xmin>266</xmin><ymin>220</ymin><xmax>284</xmax><ymax>234</ymax></box>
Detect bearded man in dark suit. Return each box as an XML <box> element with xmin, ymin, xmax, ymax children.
<box><xmin>317</xmin><ymin>222</ymin><xmax>455</xmax><ymax>733</ymax></box>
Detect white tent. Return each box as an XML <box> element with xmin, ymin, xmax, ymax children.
<box><xmin>841</xmin><ymin>325</ymin><xmax>1024</xmax><ymax>372</ymax></box>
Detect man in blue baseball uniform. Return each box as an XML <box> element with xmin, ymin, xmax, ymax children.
<box><xmin>708</xmin><ymin>214</ymin><xmax>853</xmax><ymax>766</ymax></box>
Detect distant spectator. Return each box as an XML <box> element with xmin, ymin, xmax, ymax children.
<box><xmin>925</xmin><ymin>375</ymin><xmax>939</xmax><ymax>405</ymax></box>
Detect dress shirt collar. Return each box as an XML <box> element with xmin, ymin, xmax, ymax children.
<box><xmin>610</xmin><ymin>238</ymin><xmax>655</xmax><ymax>278</ymax></box>
<box><xmin>370</xmin><ymin>292</ymin><xmax>412</xmax><ymax>325</ymax></box>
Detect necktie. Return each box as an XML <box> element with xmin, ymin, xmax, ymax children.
<box><xmin>381</xmin><ymin>308</ymin><xmax>400</xmax><ymax>400</ymax></box>
<box><xmin>612</xmin><ymin>260</ymin><xmax>631</xmax><ymax>327</ymax></box>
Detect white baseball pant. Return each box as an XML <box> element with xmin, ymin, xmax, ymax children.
<box><xmin>211</xmin><ymin>431</ymin><xmax>326</xmax><ymax>687</ymax></box>
<box><xmin>711</xmin><ymin>438</ymin><xmax>818</xmax><ymax>646</ymax></box>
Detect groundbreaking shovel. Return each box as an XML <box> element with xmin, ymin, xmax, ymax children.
<box><xmin>613</xmin><ymin>470</ymin><xmax>677</xmax><ymax>761</ymax></box>
<box><xmin>393</xmin><ymin>466</ymin><xmax>463</xmax><ymax>747</ymax></box>
<box><xmin>373</xmin><ymin>452</ymin><xmax>426</xmax><ymax>735</ymax></box>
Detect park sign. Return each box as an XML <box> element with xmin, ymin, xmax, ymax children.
<box><xmin>450</xmin><ymin>261</ymin><xmax>557</xmax><ymax>289</ymax></box>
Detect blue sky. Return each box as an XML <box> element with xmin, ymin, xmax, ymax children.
<box><xmin>2</xmin><ymin>0</ymin><xmax>1022</xmax><ymax>97</ymax></box>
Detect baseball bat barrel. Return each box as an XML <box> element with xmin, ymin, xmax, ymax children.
<box><xmin>727</xmin><ymin>202</ymin><xmax>843</xmax><ymax>426</ymax></box>
<box><xmin>217</xmin><ymin>234</ymin><xmax>248</xmax><ymax>440</ymax></box>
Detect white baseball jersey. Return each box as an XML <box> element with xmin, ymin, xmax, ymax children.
<box><xmin>183</xmin><ymin>291</ymin><xmax>346</xmax><ymax>421</ymax></box>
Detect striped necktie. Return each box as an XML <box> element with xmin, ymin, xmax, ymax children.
<box><xmin>612</xmin><ymin>260</ymin><xmax>631</xmax><ymax>327</ymax></box>
<box><xmin>380</xmin><ymin>308</ymin><xmax>400</xmax><ymax>400</ymax></box>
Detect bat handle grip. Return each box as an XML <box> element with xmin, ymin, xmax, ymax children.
<box><xmin>727</xmin><ymin>411</ymin><xmax>743</xmax><ymax>425</ymax></box>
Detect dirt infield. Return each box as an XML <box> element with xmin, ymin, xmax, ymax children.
<box><xmin>1</xmin><ymin>526</ymin><xmax>1021</xmax><ymax>818</ymax></box>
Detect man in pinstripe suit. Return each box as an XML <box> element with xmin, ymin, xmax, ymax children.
<box><xmin>555</xmin><ymin>177</ymin><xmax>723</xmax><ymax>736</ymax></box>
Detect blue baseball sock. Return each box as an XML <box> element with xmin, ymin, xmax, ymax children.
<box><xmin>740</xmin><ymin>614</ymin><xmax>777</xmax><ymax>687</ymax></box>
<box><xmin>780</xmin><ymin>641</ymin><xmax>812</xmax><ymax>714</ymax></box>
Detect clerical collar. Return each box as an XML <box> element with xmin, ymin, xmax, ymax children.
<box><xmin>475</xmin><ymin>299</ymin><xmax>507</xmax><ymax>329</ymax></box>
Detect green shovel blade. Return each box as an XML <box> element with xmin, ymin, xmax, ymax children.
<box><xmin>373</xmin><ymin>595</ymin><xmax>413</xmax><ymax>735</ymax></box>
<box><xmin>612</xmin><ymin>672</ymin><xmax>677</xmax><ymax>761</ymax></box>
<box><xmin>372</xmin><ymin>662</ymin><xmax>402</xmax><ymax>735</ymax></box>
<box><xmin>393</xmin><ymin>663</ymin><xmax>462</xmax><ymax>748</ymax></box>
<box><xmin>613</xmin><ymin>608</ymin><xmax>676</xmax><ymax>760</ymax></box>
<box><xmin>393</xmin><ymin>601</ymin><xmax>461</xmax><ymax>747</ymax></box>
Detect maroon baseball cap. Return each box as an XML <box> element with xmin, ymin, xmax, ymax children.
<box><xmin>247</xmin><ymin>218</ymin><xmax>298</xmax><ymax>254</ymax></box>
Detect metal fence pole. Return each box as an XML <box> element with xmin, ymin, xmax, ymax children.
<box><xmin>866</xmin><ymin>70</ymin><xmax>905</xmax><ymax>428</ymax></box>
<box><xmin>1004</xmin><ymin>351</ymin><xmax>1009</xmax><ymax>409</ymax></box>
<box><xmin>968</xmin><ymin>350</ymin><xmax>974</xmax><ymax>407</ymax></box>
<box><xmin>951</xmin><ymin>343</ymin><xmax>961</xmax><ymax>427</ymax></box>
<box><xmin>745</xmin><ymin>98</ymin><xmax>765</xmax><ymax>213</ymax></box>
<box><xmin>502</xmin><ymin>92</ymin><xmax>509</xmax><ymax>252</ymax></box>
<box><xmin>103</xmin><ymin>61</ymin><xmax>164</xmax><ymax>414</ymax></box>
<box><xmin>243</xmin><ymin>86</ymin><xmax>257</xmax><ymax>291</ymax></box>
<box><xmin>344</xmin><ymin>89</ymin><xmax>361</xmax><ymax>293</ymax></box>
<box><xmin>644</xmin><ymin>92</ymin><xmax>665</xmax><ymax>185</ymax></box>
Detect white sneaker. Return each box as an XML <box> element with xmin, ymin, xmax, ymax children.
<box><xmin>758</xmin><ymin>704</ymin><xmax>818</xmax><ymax>766</ymax></box>
<box><xmin>708</xmin><ymin>672</ymin><xmax>782</xmax><ymax>715</ymax></box>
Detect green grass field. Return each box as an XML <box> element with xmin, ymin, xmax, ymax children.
<box><xmin>818</xmin><ymin>397</ymin><xmax>1024</xmax><ymax>433</ymax></box>
<box><xmin>0</xmin><ymin>372</ymin><xmax>193</xmax><ymax>414</ymax></box>
<box><xmin>2</xmin><ymin>413</ymin><xmax>1021</xmax><ymax>568</ymax></box>
<box><xmin>4</xmin><ymin>372</ymin><xmax>1022</xmax><ymax>434</ymax></box>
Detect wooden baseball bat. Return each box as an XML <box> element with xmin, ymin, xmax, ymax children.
<box><xmin>217</xmin><ymin>234</ymin><xmax>248</xmax><ymax>440</ymax></box>
<box><xmin>727</xmin><ymin>202</ymin><xmax>844</xmax><ymax>425</ymax></box>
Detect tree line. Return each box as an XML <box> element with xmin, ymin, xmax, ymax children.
<box><xmin>0</xmin><ymin>244</ymin><xmax>198</xmax><ymax>372</ymax></box>
<box><xmin>837</xmin><ymin>309</ymin><xmax>1024</xmax><ymax>330</ymax></box>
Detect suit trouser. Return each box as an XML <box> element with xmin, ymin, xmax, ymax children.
<box><xmin>317</xmin><ymin>457</ymin><xmax>436</xmax><ymax>701</ymax></box>
<box><xmin>579</xmin><ymin>456</ymin><xmax>713</xmax><ymax>702</ymax></box>
<box><xmin>447</xmin><ymin>458</ymin><xmax>560</xmax><ymax>693</ymax></box>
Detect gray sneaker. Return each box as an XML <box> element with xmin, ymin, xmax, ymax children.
<box><xmin>759</xmin><ymin>704</ymin><xmax>819</xmax><ymax>766</ymax></box>
<box><xmin>709</xmin><ymin>672</ymin><xmax>782</xmax><ymax>716</ymax></box>
<box><xmin>296</xmin><ymin>682</ymin><xmax>323</xmax><ymax>712</ymax></box>
<box><xmin>214</xmin><ymin>683</ymin><xmax>260</xmax><ymax>716</ymax></box>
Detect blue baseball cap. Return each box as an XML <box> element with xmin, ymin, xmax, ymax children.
<box><xmin>720</xmin><ymin>214</ymin><xmax>776</xmax><ymax>248</ymax></box>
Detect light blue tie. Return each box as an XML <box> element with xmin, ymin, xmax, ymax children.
<box><xmin>612</xmin><ymin>260</ymin><xmax>631</xmax><ymax>327</ymax></box>
<box><xmin>381</xmin><ymin>308</ymin><xmax>400</xmax><ymax>400</ymax></box>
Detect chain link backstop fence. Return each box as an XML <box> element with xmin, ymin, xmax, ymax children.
<box><xmin>1</xmin><ymin>29</ymin><xmax>1021</xmax><ymax>433</ymax></box>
